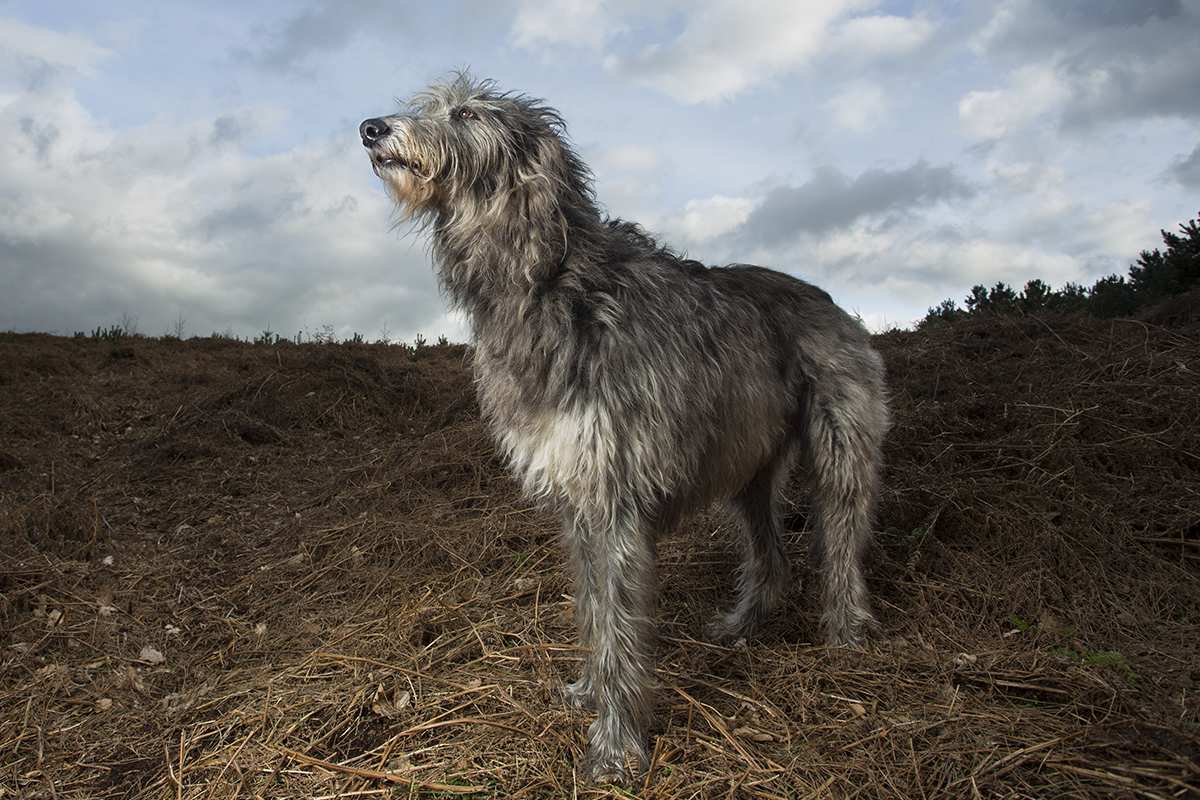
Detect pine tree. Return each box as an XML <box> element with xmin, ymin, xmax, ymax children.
<box><xmin>1089</xmin><ymin>275</ymin><xmax>1137</xmax><ymax>318</ymax></box>
<box><xmin>921</xmin><ymin>298</ymin><xmax>962</xmax><ymax>326</ymax></box>
<box><xmin>1128</xmin><ymin>213</ymin><xmax>1200</xmax><ymax>299</ymax></box>
<box><xmin>987</xmin><ymin>282</ymin><xmax>1017</xmax><ymax>312</ymax></box>
<box><xmin>965</xmin><ymin>285</ymin><xmax>990</xmax><ymax>312</ymax></box>
<box><xmin>1020</xmin><ymin>279</ymin><xmax>1051</xmax><ymax>312</ymax></box>
<box><xmin>1048</xmin><ymin>282</ymin><xmax>1088</xmax><ymax>312</ymax></box>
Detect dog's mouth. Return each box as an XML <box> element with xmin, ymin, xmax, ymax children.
<box><xmin>371</xmin><ymin>151</ymin><xmax>421</xmax><ymax>174</ymax></box>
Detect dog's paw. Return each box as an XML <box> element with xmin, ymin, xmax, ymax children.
<box><xmin>821</xmin><ymin>609</ymin><xmax>879</xmax><ymax>648</ymax></box>
<box><xmin>562</xmin><ymin>677</ymin><xmax>595</xmax><ymax>711</ymax></box>
<box><xmin>584</xmin><ymin>755</ymin><xmax>631</xmax><ymax>785</ymax></box>
<box><xmin>583</xmin><ymin>720</ymin><xmax>648</xmax><ymax>785</ymax></box>
<box><xmin>703</xmin><ymin>613</ymin><xmax>752</xmax><ymax>646</ymax></box>
<box><xmin>582</xmin><ymin>747</ymin><xmax>646</xmax><ymax>785</ymax></box>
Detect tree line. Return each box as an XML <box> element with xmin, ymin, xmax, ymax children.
<box><xmin>921</xmin><ymin>212</ymin><xmax>1200</xmax><ymax>326</ymax></box>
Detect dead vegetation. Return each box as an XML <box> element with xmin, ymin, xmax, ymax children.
<box><xmin>1</xmin><ymin>314</ymin><xmax>1197</xmax><ymax>798</ymax></box>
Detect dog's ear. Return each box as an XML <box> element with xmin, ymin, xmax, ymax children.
<box><xmin>508</xmin><ymin>135</ymin><xmax>572</xmax><ymax>284</ymax></box>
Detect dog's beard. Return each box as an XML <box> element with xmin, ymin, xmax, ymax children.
<box><xmin>379</xmin><ymin>167</ymin><xmax>438</xmax><ymax>216</ymax></box>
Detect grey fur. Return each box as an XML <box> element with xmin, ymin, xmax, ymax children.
<box><xmin>361</xmin><ymin>74</ymin><xmax>890</xmax><ymax>783</ymax></box>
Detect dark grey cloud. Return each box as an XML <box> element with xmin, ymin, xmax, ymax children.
<box><xmin>979</xmin><ymin>0</ymin><xmax>1200</xmax><ymax>128</ymax></box>
<box><xmin>736</xmin><ymin>161</ymin><xmax>974</xmax><ymax>247</ymax></box>
<box><xmin>194</xmin><ymin>193</ymin><xmax>306</xmax><ymax>240</ymax></box>
<box><xmin>18</xmin><ymin>117</ymin><xmax>59</xmax><ymax>160</ymax></box>
<box><xmin>1168</xmin><ymin>143</ymin><xmax>1200</xmax><ymax>188</ymax></box>
<box><xmin>210</xmin><ymin>115</ymin><xmax>244</xmax><ymax>146</ymax></box>
<box><xmin>1055</xmin><ymin>0</ymin><xmax>1183</xmax><ymax>27</ymax></box>
<box><xmin>240</xmin><ymin>1</ymin><xmax>510</xmax><ymax>74</ymax></box>
<box><xmin>248</xmin><ymin>0</ymin><xmax>399</xmax><ymax>73</ymax></box>
<box><xmin>1059</xmin><ymin>49</ymin><xmax>1200</xmax><ymax>129</ymax></box>
<box><xmin>988</xmin><ymin>0</ymin><xmax>1184</xmax><ymax>51</ymax></box>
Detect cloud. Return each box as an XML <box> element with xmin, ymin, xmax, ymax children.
<box><xmin>662</xmin><ymin>210</ymin><xmax>1091</xmax><ymax>327</ymax></box>
<box><xmin>603</xmin><ymin>1</ymin><xmax>935</xmax><ymax>104</ymax></box>
<box><xmin>765</xmin><ymin>221</ymin><xmax>1089</xmax><ymax>315</ymax></box>
<box><xmin>825</xmin><ymin>14</ymin><xmax>935</xmax><ymax>63</ymax></box>
<box><xmin>595</xmin><ymin>144</ymin><xmax>658</xmax><ymax>173</ymax></box>
<box><xmin>893</xmin><ymin>236</ymin><xmax>1084</xmax><ymax>294</ymax></box>
<box><xmin>242</xmin><ymin>1</ymin><xmax>510</xmax><ymax>74</ymax></box>
<box><xmin>245</xmin><ymin>0</ymin><xmax>398</xmax><ymax>72</ymax></box>
<box><xmin>5</xmin><ymin>5</ymin><xmax>1194</xmax><ymax>342</ymax></box>
<box><xmin>0</xmin><ymin>17</ymin><xmax>111</xmax><ymax>76</ymax></box>
<box><xmin>976</xmin><ymin>0</ymin><xmax>1186</xmax><ymax>56</ymax></box>
<box><xmin>958</xmin><ymin>64</ymin><xmax>1068</xmax><ymax>139</ymax></box>
<box><xmin>1082</xmin><ymin>200</ymin><xmax>1158</xmax><ymax>261</ymax></box>
<box><xmin>0</xmin><ymin>76</ymin><xmax>446</xmax><ymax>342</ymax></box>
<box><xmin>511</xmin><ymin>0</ymin><xmax>615</xmax><ymax>50</ymax></box>
<box><xmin>964</xmin><ymin>0</ymin><xmax>1200</xmax><ymax>134</ymax></box>
<box><xmin>659</xmin><ymin>195</ymin><xmax>755</xmax><ymax>246</ymax></box>
<box><xmin>735</xmin><ymin>161</ymin><xmax>974</xmax><ymax>247</ymax></box>
<box><xmin>827</xmin><ymin>81</ymin><xmax>888</xmax><ymax>132</ymax></box>
<box><xmin>1167</xmin><ymin>142</ymin><xmax>1200</xmax><ymax>188</ymax></box>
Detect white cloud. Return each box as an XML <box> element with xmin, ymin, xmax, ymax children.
<box><xmin>1085</xmin><ymin>200</ymin><xmax>1157</xmax><ymax>260</ymax></box>
<box><xmin>826</xmin><ymin>14</ymin><xmax>934</xmax><ymax>61</ymax></box>
<box><xmin>982</xmin><ymin>158</ymin><xmax>1072</xmax><ymax>222</ymax></box>
<box><xmin>660</xmin><ymin>195</ymin><xmax>755</xmax><ymax>246</ymax></box>
<box><xmin>958</xmin><ymin>64</ymin><xmax>1069</xmax><ymax>139</ymax></box>
<box><xmin>0</xmin><ymin>78</ymin><xmax>444</xmax><ymax>342</ymax></box>
<box><xmin>511</xmin><ymin>0</ymin><xmax>616</xmax><ymax>50</ymax></box>
<box><xmin>969</xmin><ymin>0</ymin><xmax>1024</xmax><ymax>56</ymax></box>
<box><xmin>827</xmin><ymin>81</ymin><xmax>888</xmax><ymax>132</ymax></box>
<box><xmin>0</xmin><ymin>17</ymin><xmax>112</xmax><ymax>75</ymax></box>
<box><xmin>904</xmin><ymin>237</ymin><xmax>1082</xmax><ymax>288</ymax></box>
<box><xmin>606</xmin><ymin>0</ymin><xmax>874</xmax><ymax>104</ymax></box>
<box><xmin>815</xmin><ymin>223</ymin><xmax>899</xmax><ymax>266</ymax></box>
<box><xmin>596</xmin><ymin>144</ymin><xmax>658</xmax><ymax>173</ymax></box>
<box><xmin>593</xmin><ymin>2</ymin><xmax>938</xmax><ymax>104</ymax></box>
<box><xmin>785</xmin><ymin>221</ymin><xmax>1086</xmax><ymax>305</ymax></box>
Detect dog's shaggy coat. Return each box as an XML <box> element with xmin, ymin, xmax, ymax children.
<box><xmin>360</xmin><ymin>74</ymin><xmax>890</xmax><ymax>782</ymax></box>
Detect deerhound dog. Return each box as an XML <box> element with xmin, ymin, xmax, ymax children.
<box><xmin>360</xmin><ymin>74</ymin><xmax>889</xmax><ymax>782</ymax></box>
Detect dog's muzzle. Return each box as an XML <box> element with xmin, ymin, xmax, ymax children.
<box><xmin>360</xmin><ymin>117</ymin><xmax>416</xmax><ymax>172</ymax></box>
<box><xmin>360</xmin><ymin>118</ymin><xmax>390</xmax><ymax>148</ymax></box>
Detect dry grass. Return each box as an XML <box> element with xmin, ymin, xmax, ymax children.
<box><xmin>1</xmin><ymin>313</ymin><xmax>1197</xmax><ymax>798</ymax></box>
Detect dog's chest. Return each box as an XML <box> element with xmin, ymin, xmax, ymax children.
<box><xmin>473</xmin><ymin>346</ymin><xmax>617</xmax><ymax>503</ymax></box>
<box><xmin>495</xmin><ymin>405</ymin><xmax>612</xmax><ymax>501</ymax></box>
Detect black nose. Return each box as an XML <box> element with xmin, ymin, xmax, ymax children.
<box><xmin>360</xmin><ymin>118</ymin><xmax>390</xmax><ymax>146</ymax></box>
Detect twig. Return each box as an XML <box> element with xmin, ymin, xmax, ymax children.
<box><xmin>275</xmin><ymin>747</ymin><xmax>486</xmax><ymax>793</ymax></box>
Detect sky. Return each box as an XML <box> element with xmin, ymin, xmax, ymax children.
<box><xmin>1</xmin><ymin>0</ymin><xmax>1198</xmax><ymax>342</ymax></box>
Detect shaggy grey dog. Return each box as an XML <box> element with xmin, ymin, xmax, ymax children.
<box><xmin>360</xmin><ymin>74</ymin><xmax>889</xmax><ymax>783</ymax></box>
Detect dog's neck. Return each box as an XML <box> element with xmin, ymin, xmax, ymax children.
<box><xmin>431</xmin><ymin>183</ymin><xmax>603</xmax><ymax>328</ymax></box>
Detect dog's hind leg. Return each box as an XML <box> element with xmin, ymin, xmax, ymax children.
<box><xmin>584</xmin><ymin>508</ymin><xmax>656</xmax><ymax>783</ymax></box>
<box><xmin>804</xmin><ymin>374</ymin><xmax>887</xmax><ymax>646</ymax></box>
<box><xmin>705</xmin><ymin>457</ymin><xmax>792</xmax><ymax>643</ymax></box>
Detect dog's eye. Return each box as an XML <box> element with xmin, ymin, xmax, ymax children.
<box><xmin>457</xmin><ymin>107</ymin><xmax>476</xmax><ymax>121</ymax></box>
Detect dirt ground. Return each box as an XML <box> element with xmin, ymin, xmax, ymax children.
<box><xmin>1</xmin><ymin>313</ymin><xmax>1197</xmax><ymax>799</ymax></box>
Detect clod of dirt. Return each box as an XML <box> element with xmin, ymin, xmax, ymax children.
<box><xmin>137</xmin><ymin>646</ymin><xmax>165</xmax><ymax>665</ymax></box>
<box><xmin>238</xmin><ymin>421</ymin><xmax>283</xmax><ymax>445</ymax></box>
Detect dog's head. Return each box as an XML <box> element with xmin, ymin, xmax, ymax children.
<box><xmin>360</xmin><ymin>73</ymin><xmax>587</xmax><ymax>221</ymax></box>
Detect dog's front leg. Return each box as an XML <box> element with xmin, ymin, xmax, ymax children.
<box><xmin>583</xmin><ymin>510</ymin><xmax>656</xmax><ymax>783</ymax></box>
<box><xmin>562</xmin><ymin>507</ymin><xmax>597</xmax><ymax>710</ymax></box>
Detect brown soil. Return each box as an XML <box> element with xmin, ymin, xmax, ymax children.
<box><xmin>1</xmin><ymin>314</ymin><xmax>1197</xmax><ymax>798</ymax></box>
